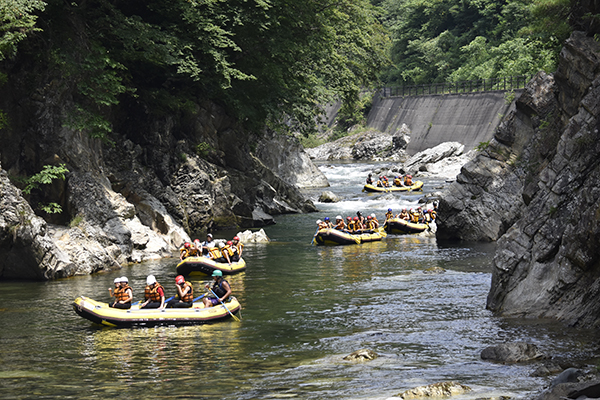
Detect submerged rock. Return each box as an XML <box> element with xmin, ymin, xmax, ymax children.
<box><xmin>480</xmin><ymin>343</ymin><xmax>546</xmax><ymax>363</ymax></box>
<box><xmin>396</xmin><ymin>381</ymin><xmax>472</xmax><ymax>399</ymax></box>
<box><xmin>343</xmin><ymin>348</ymin><xmax>378</xmax><ymax>361</ymax></box>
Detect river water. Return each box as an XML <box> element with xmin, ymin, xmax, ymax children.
<box><xmin>1</xmin><ymin>162</ymin><xmax>598</xmax><ymax>400</ymax></box>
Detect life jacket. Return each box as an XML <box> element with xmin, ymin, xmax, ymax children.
<box><xmin>334</xmin><ymin>221</ymin><xmax>345</xmax><ymax>230</ymax></box>
<box><xmin>144</xmin><ymin>283</ymin><xmax>164</xmax><ymax>302</ymax></box>
<box><xmin>116</xmin><ymin>284</ymin><xmax>132</xmax><ymax>303</ymax></box>
<box><xmin>376</xmin><ymin>180</ymin><xmax>383</xmax><ymax>187</ymax></box>
<box><xmin>235</xmin><ymin>242</ymin><xmax>244</xmax><ymax>255</ymax></box>
<box><xmin>367</xmin><ymin>220</ymin><xmax>377</xmax><ymax>229</ymax></box>
<box><xmin>212</xmin><ymin>279</ymin><xmax>229</xmax><ymax>298</ymax></box>
<box><xmin>400</xmin><ymin>211</ymin><xmax>409</xmax><ymax>220</ymax></box>
<box><xmin>404</xmin><ymin>177</ymin><xmax>413</xmax><ymax>186</ymax></box>
<box><xmin>223</xmin><ymin>244</ymin><xmax>234</xmax><ymax>257</ymax></box>
<box><xmin>347</xmin><ymin>221</ymin><xmax>357</xmax><ymax>231</ymax></box>
<box><xmin>208</xmin><ymin>246</ymin><xmax>222</xmax><ymax>259</ymax></box>
<box><xmin>180</xmin><ymin>247</ymin><xmax>192</xmax><ymax>259</ymax></box>
<box><xmin>385</xmin><ymin>211</ymin><xmax>393</xmax><ymax>220</ymax></box>
<box><xmin>178</xmin><ymin>281</ymin><xmax>193</xmax><ymax>302</ymax></box>
<box><xmin>410</xmin><ymin>212</ymin><xmax>419</xmax><ymax>223</ymax></box>
<box><xmin>394</xmin><ymin>178</ymin><xmax>402</xmax><ymax>186</ymax></box>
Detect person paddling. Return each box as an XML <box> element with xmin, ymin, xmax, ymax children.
<box><xmin>203</xmin><ymin>270</ymin><xmax>232</xmax><ymax>308</ymax></box>
<box><xmin>109</xmin><ymin>276</ymin><xmax>132</xmax><ymax>309</ymax></box>
<box><xmin>140</xmin><ymin>275</ymin><xmax>165</xmax><ymax>309</ymax></box>
<box><xmin>166</xmin><ymin>275</ymin><xmax>194</xmax><ymax>308</ymax></box>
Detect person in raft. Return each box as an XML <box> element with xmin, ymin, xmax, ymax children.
<box><xmin>140</xmin><ymin>275</ymin><xmax>165</xmax><ymax>309</ymax></box>
<box><xmin>232</xmin><ymin>236</ymin><xmax>243</xmax><ymax>258</ymax></box>
<box><xmin>179</xmin><ymin>242</ymin><xmax>192</xmax><ymax>261</ymax></box>
<box><xmin>203</xmin><ymin>270</ymin><xmax>232</xmax><ymax>308</ymax></box>
<box><xmin>166</xmin><ymin>275</ymin><xmax>194</xmax><ymax>308</ymax></box>
<box><xmin>109</xmin><ymin>276</ymin><xmax>133</xmax><ymax>309</ymax></box>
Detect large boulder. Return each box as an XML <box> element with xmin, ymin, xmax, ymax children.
<box><xmin>480</xmin><ymin>343</ymin><xmax>546</xmax><ymax>363</ymax></box>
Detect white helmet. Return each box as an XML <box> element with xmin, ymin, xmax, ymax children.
<box><xmin>370</xmin><ymin>213</ymin><xmax>376</xmax><ymax>218</ymax></box>
<box><xmin>113</xmin><ymin>277</ymin><xmax>120</xmax><ymax>284</ymax></box>
<box><xmin>146</xmin><ymin>275</ymin><xmax>157</xmax><ymax>285</ymax></box>
<box><xmin>316</xmin><ymin>219</ymin><xmax>322</xmax><ymax>224</ymax></box>
<box><xmin>120</xmin><ymin>276</ymin><xmax>128</xmax><ymax>283</ymax></box>
<box><xmin>336</xmin><ymin>215</ymin><xmax>342</xmax><ymax>220</ymax></box>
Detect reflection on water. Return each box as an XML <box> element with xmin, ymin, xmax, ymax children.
<box><xmin>1</xmin><ymin>163</ymin><xmax>599</xmax><ymax>399</ymax></box>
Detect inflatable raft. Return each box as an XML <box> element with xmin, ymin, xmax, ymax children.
<box><xmin>72</xmin><ymin>296</ymin><xmax>241</xmax><ymax>327</ymax></box>
<box><xmin>363</xmin><ymin>181</ymin><xmax>424</xmax><ymax>193</ymax></box>
<box><xmin>313</xmin><ymin>227</ymin><xmax>387</xmax><ymax>246</ymax></box>
<box><xmin>384</xmin><ymin>218</ymin><xmax>429</xmax><ymax>234</ymax></box>
<box><xmin>176</xmin><ymin>257</ymin><xmax>246</xmax><ymax>276</ymax></box>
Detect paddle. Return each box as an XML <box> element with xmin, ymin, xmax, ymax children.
<box><xmin>209</xmin><ymin>288</ymin><xmax>240</xmax><ymax>322</ymax></box>
<box><xmin>311</xmin><ymin>226</ymin><xmax>319</xmax><ymax>245</ymax></box>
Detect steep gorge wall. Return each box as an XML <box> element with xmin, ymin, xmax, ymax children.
<box><xmin>436</xmin><ymin>31</ymin><xmax>600</xmax><ymax>328</ymax></box>
<box><xmin>367</xmin><ymin>92</ymin><xmax>515</xmax><ymax>155</ymax></box>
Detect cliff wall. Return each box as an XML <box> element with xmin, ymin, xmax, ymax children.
<box><xmin>436</xmin><ymin>31</ymin><xmax>600</xmax><ymax>328</ymax></box>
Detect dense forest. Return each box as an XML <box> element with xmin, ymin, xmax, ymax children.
<box><xmin>0</xmin><ymin>0</ymin><xmax>598</xmax><ymax>139</ymax></box>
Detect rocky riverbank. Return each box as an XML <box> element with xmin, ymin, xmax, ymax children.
<box><xmin>435</xmin><ymin>31</ymin><xmax>600</xmax><ymax>329</ymax></box>
<box><xmin>0</xmin><ymin>83</ymin><xmax>326</xmax><ymax>279</ymax></box>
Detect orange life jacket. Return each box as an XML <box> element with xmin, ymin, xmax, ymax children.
<box><xmin>144</xmin><ymin>283</ymin><xmax>164</xmax><ymax>302</ymax></box>
<box><xmin>178</xmin><ymin>281</ymin><xmax>193</xmax><ymax>302</ymax></box>
<box><xmin>208</xmin><ymin>247</ymin><xmax>222</xmax><ymax>259</ymax></box>
<box><xmin>116</xmin><ymin>284</ymin><xmax>132</xmax><ymax>303</ymax></box>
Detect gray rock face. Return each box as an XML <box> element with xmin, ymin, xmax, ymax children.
<box><xmin>436</xmin><ymin>31</ymin><xmax>600</xmax><ymax>327</ymax></box>
<box><xmin>0</xmin><ymin>167</ymin><xmax>76</xmax><ymax>279</ymax></box>
<box><xmin>0</xmin><ymin>78</ymin><xmax>319</xmax><ymax>279</ymax></box>
<box><xmin>306</xmin><ymin>127</ymin><xmax>410</xmax><ymax>161</ymax></box>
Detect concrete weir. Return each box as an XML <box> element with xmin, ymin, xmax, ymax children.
<box><xmin>367</xmin><ymin>91</ymin><xmax>517</xmax><ymax>154</ymax></box>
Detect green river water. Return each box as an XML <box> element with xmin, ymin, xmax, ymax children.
<box><xmin>1</xmin><ymin>162</ymin><xmax>598</xmax><ymax>399</ymax></box>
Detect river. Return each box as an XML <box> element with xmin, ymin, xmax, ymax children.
<box><xmin>1</xmin><ymin>162</ymin><xmax>598</xmax><ymax>399</ymax></box>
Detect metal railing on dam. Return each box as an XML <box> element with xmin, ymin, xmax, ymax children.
<box><xmin>380</xmin><ymin>75</ymin><xmax>532</xmax><ymax>98</ymax></box>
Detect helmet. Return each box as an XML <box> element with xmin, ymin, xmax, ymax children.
<box><xmin>388</xmin><ymin>208</ymin><xmax>392</xmax><ymax>212</ymax></box>
<box><xmin>212</xmin><ymin>270</ymin><xmax>223</xmax><ymax>277</ymax></box>
<box><xmin>316</xmin><ymin>219</ymin><xmax>322</xmax><ymax>225</ymax></box>
<box><xmin>193</xmin><ymin>239</ymin><xmax>200</xmax><ymax>243</ymax></box>
<box><xmin>346</xmin><ymin>216</ymin><xmax>351</xmax><ymax>220</ymax></box>
<box><xmin>371</xmin><ymin>213</ymin><xmax>376</xmax><ymax>218</ymax></box>
<box><xmin>207</xmin><ymin>233</ymin><xmax>213</xmax><ymax>238</ymax></box>
<box><xmin>113</xmin><ymin>277</ymin><xmax>120</xmax><ymax>284</ymax></box>
<box><xmin>324</xmin><ymin>217</ymin><xmax>330</xmax><ymax>221</ymax></box>
<box><xmin>146</xmin><ymin>275</ymin><xmax>157</xmax><ymax>285</ymax></box>
<box><xmin>175</xmin><ymin>275</ymin><xmax>185</xmax><ymax>284</ymax></box>
<box><xmin>233</xmin><ymin>236</ymin><xmax>240</xmax><ymax>241</ymax></box>
<box><xmin>367</xmin><ymin>216</ymin><xmax>372</xmax><ymax>220</ymax></box>
<box><xmin>336</xmin><ymin>215</ymin><xmax>342</xmax><ymax>220</ymax></box>
<box><xmin>184</xmin><ymin>242</ymin><xmax>191</xmax><ymax>248</ymax></box>
<box><xmin>218</xmin><ymin>242</ymin><xmax>225</xmax><ymax>248</ymax></box>
<box><xmin>353</xmin><ymin>216</ymin><xmax>359</xmax><ymax>221</ymax></box>
<box><xmin>403</xmin><ymin>208</ymin><xmax>407</xmax><ymax>211</ymax></box>
<box><xmin>227</xmin><ymin>241</ymin><xmax>233</xmax><ymax>245</ymax></box>
<box><xmin>120</xmin><ymin>276</ymin><xmax>128</xmax><ymax>283</ymax></box>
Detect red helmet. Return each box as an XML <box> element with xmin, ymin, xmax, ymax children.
<box><xmin>175</xmin><ymin>275</ymin><xmax>185</xmax><ymax>284</ymax></box>
<box><xmin>227</xmin><ymin>241</ymin><xmax>233</xmax><ymax>245</ymax></box>
<box><xmin>233</xmin><ymin>236</ymin><xmax>240</xmax><ymax>241</ymax></box>
<box><xmin>367</xmin><ymin>216</ymin><xmax>372</xmax><ymax>219</ymax></box>
<box><xmin>193</xmin><ymin>239</ymin><xmax>200</xmax><ymax>243</ymax></box>
<box><xmin>346</xmin><ymin>216</ymin><xmax>351</xmax><ymax>220</ymax></box>
<box><xmin>184</xmin><ymin>242</ymin><xmax>191</xmax><ymax>248</ymax></box>
<box><xmin>353</xmin><ymin>216</ymin><xmax>359</xmax><ymax>221</ymax></box>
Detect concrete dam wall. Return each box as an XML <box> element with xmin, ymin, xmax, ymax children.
<box><xmin>366</xmin><ymin>92</ymin><xmax>516</xmax><ymax>155</ymax></box>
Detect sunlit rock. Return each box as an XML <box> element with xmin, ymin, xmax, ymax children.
<box><xmin>396</xmin><ymin>381</ymin><xmax>471</xmax><ymax>399</ymax></box>
<box><xmin>343</xmin><ymin>348</ymin><xmax>378</xmax><ymax>361</ymax></box>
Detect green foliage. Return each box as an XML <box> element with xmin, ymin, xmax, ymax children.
<box><xmin>505</xmin><ymin>90</ymin><xmax>516</xmax><ymax>104</ymax></box>
<box><xmin>335</xmin><ymin>91</ymin><xmax>375</xmax><ymax>133</ymax></box>
<box><xmin>379</xmin><ymin>0</ymin><xmax>572</xmax><ymax>85</ymax></box>
<box><xmin>40</xmin><ymin>202</ymin><xmax>62</xmax><ymax>214</ymax></box>
<box><xmin>476</xmin><ymin>141</ymin><xmax>490</xmax><ymax>151</ymax></box>
<box><xmin>69</xmin><ymin>215</ymin><xmax>83</xmax><ymax>228</ymax></box>
<box><xmin>195</xmin><ymin>142</ymin><xmax>212</xmax><ymax>159</ymax></box>
<box><xmin>0</xmin><ymin>0</ymin><xmax>45</xmax><ymax>61</ymax></box>
<box><xmin>22</xmin><ymin>164</ymin><xmax>69</xmax><ymax>195</ymax></box>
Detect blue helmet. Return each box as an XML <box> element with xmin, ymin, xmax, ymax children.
<box><xmin>388</xmin><ymin>208</ymin><xmax>392</xmax><ymax>212</ymax></box>
<box><xmin>324</xmin><ymin>217</ymin><xmax>330</xmax><ymax>221</ymax></box>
